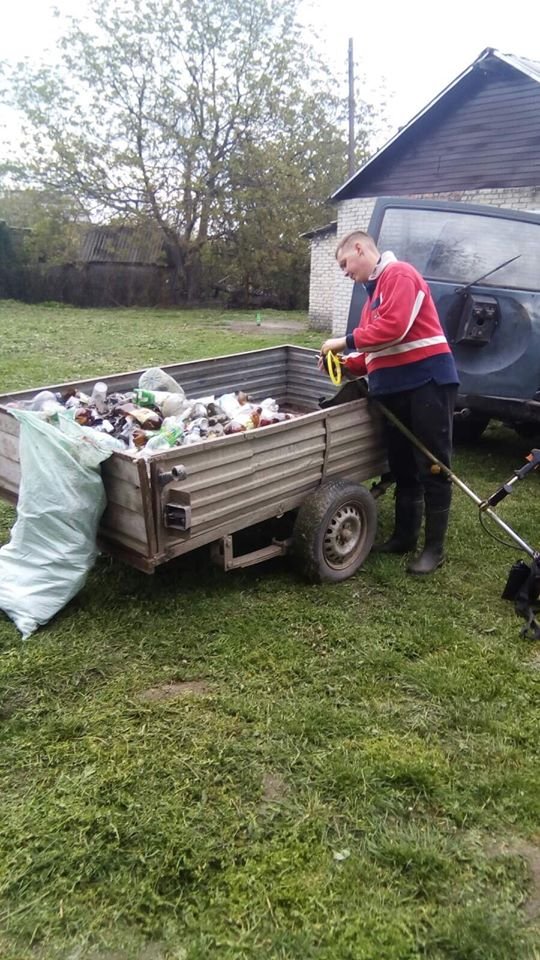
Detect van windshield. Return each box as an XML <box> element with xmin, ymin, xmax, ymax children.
<box><xmin>376</xmin><ymin>207</ymin><xmax>540</xmax><ymax>291</ymax></box>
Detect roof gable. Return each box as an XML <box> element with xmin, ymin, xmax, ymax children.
<box><xmin>332</xmin><ymin>48</ymin><xmax>540</xmax><ymax>201</ymax></box>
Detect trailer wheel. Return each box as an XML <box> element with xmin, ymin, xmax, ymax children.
<box><xmin>292</xmin><ymin>480</ymin><xmax>377</xmax><ymax>583</ymax></box>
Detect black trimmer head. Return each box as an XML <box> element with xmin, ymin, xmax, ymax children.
<box><xmin>320</xmin><ymin>370</ymin><xmax>540</xmax><ymax>642</ymax></box>
<box><xmin>502</xmin><ymin>556</ymin><xmax>540</xmax><ymax>640</ymax></box>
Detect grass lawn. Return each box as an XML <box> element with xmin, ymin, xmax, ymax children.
<box><xmin>0</xmin><ymin>301</ymin><xmax>539</xmax><ymax>960</ymax></box>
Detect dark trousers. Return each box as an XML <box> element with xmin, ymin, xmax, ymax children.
<box><xmin>379</xmin><ymin>382</ymin><xmax>458</xmax><ymax>511</ymax></box>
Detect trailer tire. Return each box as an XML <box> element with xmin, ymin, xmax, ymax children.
<box><xmin>292</xmin><ymin>479</ymin><xmax>377</xmax><ymax>583</ymax></box>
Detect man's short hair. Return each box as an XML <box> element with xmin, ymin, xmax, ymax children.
<box><xmin>335</xmin><ymin>230</ymin><xmax>378</xmax><ymax>259</ymax></box>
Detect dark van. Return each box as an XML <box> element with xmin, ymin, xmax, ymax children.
<box><xmin>347</xmin><ymin>197</ymin><xmax>540</xmax><ymax>440</ymax></box>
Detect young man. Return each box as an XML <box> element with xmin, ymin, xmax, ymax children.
<box><xmin>320</xmin><ymin>230</ymin><xmax>459</xmax><ymax>575</ymax></box>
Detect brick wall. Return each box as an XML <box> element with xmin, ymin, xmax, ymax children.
<box><xmin>309</xmin><ymin>186</ymin><xmax>540</xmax><ymax>334</ymax></box>
<box><xmin>331</xmin><ymin>198</ymin><xmax>378</xmax><ymax>333</ymax></box>
<box><xmin>307</xmin><ymin>230</ymin><xmax>338</xmax><ymax>330</ymax></box>
<box><xmin>414</xmin><ymin>186</ymin><xmax>540</xmax><ymax>212</ymax></box>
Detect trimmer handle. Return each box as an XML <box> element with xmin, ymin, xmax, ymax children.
<box><xmin>485</xmin><ymin>448</ymin><xmax>540</xmax><ymax>508</ymax></box>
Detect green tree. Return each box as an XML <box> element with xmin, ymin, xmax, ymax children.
<box><xmin>211</xmin><ymin>81</ymin><xmax>377</xmax><ymax>306</ymax></box>
<box><xmin>0</xmin><ymin>188</ymin><xmax>86</xmax><ymax>263</ymax></box>
<box><xmin>1</xmin><ymin>0</ymin><xmax>376</xmax><ymax>303</ymax></box>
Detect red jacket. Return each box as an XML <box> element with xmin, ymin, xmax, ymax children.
<box><xmin>343</xmin><ymin>252</ymin><xmax>452</xmax><ymax>379</ymax></box>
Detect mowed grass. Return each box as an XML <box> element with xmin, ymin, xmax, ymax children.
<box><xmin>0</xmin><ymin>300</ymin><xmax>539</xmax><ymax>960</ymax></box>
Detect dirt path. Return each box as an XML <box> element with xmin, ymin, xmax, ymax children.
<box><xmin>226</xmin><ymin>318</ymin><xmax>310</xmax><ymax>333</ymax></box>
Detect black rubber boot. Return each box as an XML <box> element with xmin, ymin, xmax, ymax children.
<box><xmin>374</xmin><ymin>489</ymin><xmax>424</xmax><ymax>555</ymax></box>
<box><xmin>407</xmin><ymin>507</ymin><xmax>450</xmax><ymax>575</ymax></box>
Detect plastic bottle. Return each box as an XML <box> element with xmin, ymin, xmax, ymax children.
<box><xmin>190</xmin><ymin>402</ymin><xmax>208</xmax><ymax>419</ymax></box>
<box><xmin>189</xmin><ymin>416</ymin><xmax>209</xmax><ymax>434</ymax></box>
<box><xmin>260</xmin><ymin>397</ymin><xmax>279</xmax><ymax>415</ymax></box>
<box><xmin>183</xmin><ymin>426</ymin><xmax>202</xmax><ymax>445</ymax></box>
<box><xmin>91</xmin><ymin>382</ymin><xmax>108</xmax><ymax>414</ymax></box>
<box><xmin>41</xmin><ymin>399</ymin><xmax>64</xmax><ymax>421</ymax></box>
<box><xmin>113</xmin><ymin>401</ymin><xmax>137</xmax><ymax>416</ymax></box>
<box><xmin>161</xmin><ymin>423</ymin><xmax>184</xmax><ymax>446</ymax></box>
<box><xmin>142</xmin><ymin>435</ymin><xmax>170</xmax><ymax>453</ymax></box>
<box><xmin>217</xmin><ymin>393</ymin><xmax>243</xmax><ymax>419</ymax></box>
<box><xmin>160</xmin><ymin>416</ymin><xmax>186</xmax><ymax>441</ymax></box>
<box><xmin>235</xmin><ymin>406</ymin><xmax>259</xmax><ymax>429</ymax></box>
<box><xmin>133</xmin><ymin>388</ymin><xmax>185</xmax><ymax>411</ymax></box>
<box><xmin>143</xmin><ymin>423</ymin><xmax>184</xmax><ymax>452</ymax></box>
<box><xmin>29</xmin><ymin>390</ymin><xmax>58</xmax><ymax>411</ymax></box>
<box><xmin>258</xmin><ymin>397</ymin><xmax>284</xmax><ymax>426</ymax></box>
<box><xmin>133</xmin><ymin>388</ymin><xmax>160</xmax><ymax>407</ymax></box>
<box><xmin>94</xmin><ymin>419</ymin><xmax>115</xmax><ymax>434</ymax></box>
<box><xmin>161</xmin><ymin>394</ymin><xmax>189</xmax><ymax>418</ymax></box>
<box><xmin>117</xmin><ymin>420</ymin><xmax>138</xmax><ymax>447</ymax></box>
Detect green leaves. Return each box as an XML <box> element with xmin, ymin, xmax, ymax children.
<box><xmin>0</xmin><ymin>0</ymin><xmax>375</xmax><ymax>304</ymax></box>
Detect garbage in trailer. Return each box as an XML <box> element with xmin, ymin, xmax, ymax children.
<box><xmin>7</xmin><ymin>367</ymin><xmax>298</xmax><ymax>458</ymax></box>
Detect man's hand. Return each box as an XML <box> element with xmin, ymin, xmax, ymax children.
<box><xmin>318</xmin><ymin>337</ymin><xmax>346</xmax><ymax>371</ymax></box>
<box><xmin>321</xmin><ymin>336</ymin><xmax>346</xmax><ymax>355</ymax></box>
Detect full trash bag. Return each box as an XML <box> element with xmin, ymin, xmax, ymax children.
<box><xmin>0</xmin><ymin>409</ymin><xmax>123</xmax><ymax>640</ymax></box>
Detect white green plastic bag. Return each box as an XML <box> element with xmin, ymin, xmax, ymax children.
<box><xmin>0</xmin><ymin>409</ymin><xmax>122</xmax><ymax>640</ymax></box>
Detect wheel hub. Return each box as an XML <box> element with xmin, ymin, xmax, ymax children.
<box><xmin>323</xmin><ymin>504</ymin><xmax>364</xmax><ymax>568</ymax></box>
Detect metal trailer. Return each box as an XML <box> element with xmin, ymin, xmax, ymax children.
<box><xmin>0</xmin><ymin>345</ymin><xmax>387</xmax><ymax>582</ymax></box>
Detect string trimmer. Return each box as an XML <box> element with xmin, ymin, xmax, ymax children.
<box><xmin>321</xmin><ymin>353</ymin><xmax>540</xmax><ymax>640</ymax></box>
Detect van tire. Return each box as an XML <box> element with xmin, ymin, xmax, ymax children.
<box><xmin>514</xmin><ymin>422</ymin><xmax>540</xmax><ymax>442</ymax></box>
<box><xmin>453</xmin><ymin>414</ymin><xmax>490</xmax><ymax>444</ymax></box>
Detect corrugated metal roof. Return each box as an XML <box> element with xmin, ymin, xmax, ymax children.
<box><xmin>79</xmin><ymin>226</ymin><xmax>167</xmax><ymax>264</ymax></box>
<box><xmin>300</xmin><ymin>221</ymin><xmax>337</xmax><ymax>240</ymax></box>
<box><xmin>497</xmin><ymin>52</ymin><xmax>540</xmax><ymax>83</ymax></box>
<box><xmin>331</xmin><ymin>47</ymin><xmax>540</xmax><ymax>203</ymax></box>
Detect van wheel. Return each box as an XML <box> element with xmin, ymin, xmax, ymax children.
<box><xmin>292</xmin><ymin>479</ymin><xmax>377</xmax><ymax>583</ymax></box>
<box><xmin>514</xmin><ymin>422</ymin><xmax>540</xmax><ymax>442</ymax></box>
<box><xmin>453</xmin><ymin>414</ymin><xmax>490</xmax><ymax>443</ymax></box>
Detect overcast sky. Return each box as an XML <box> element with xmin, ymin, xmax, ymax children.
<box><xmin>305</xmin><ymin>0</ymin><xmax>540</xmax><ymax>142</ymax></box>
<box><xmin>1</xmin><ymin>0</ymin><xmax>539</xmax><ymax>147</ymax></box>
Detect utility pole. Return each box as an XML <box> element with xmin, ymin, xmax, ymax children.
<box><xmin>348</xmin><ymin>37</ymin><xmax>355</xmax><ymax>177</ymax></box>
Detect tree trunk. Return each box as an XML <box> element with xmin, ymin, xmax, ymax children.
<box><xmin>166</xmin><ymin>242</ymin><xmax>188</xmax><ymax>303</ymax></box>
<box><xmin>185</xmin><ymin>247</ymin><xmax>203</xmax><ymax>304</ymax></box>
